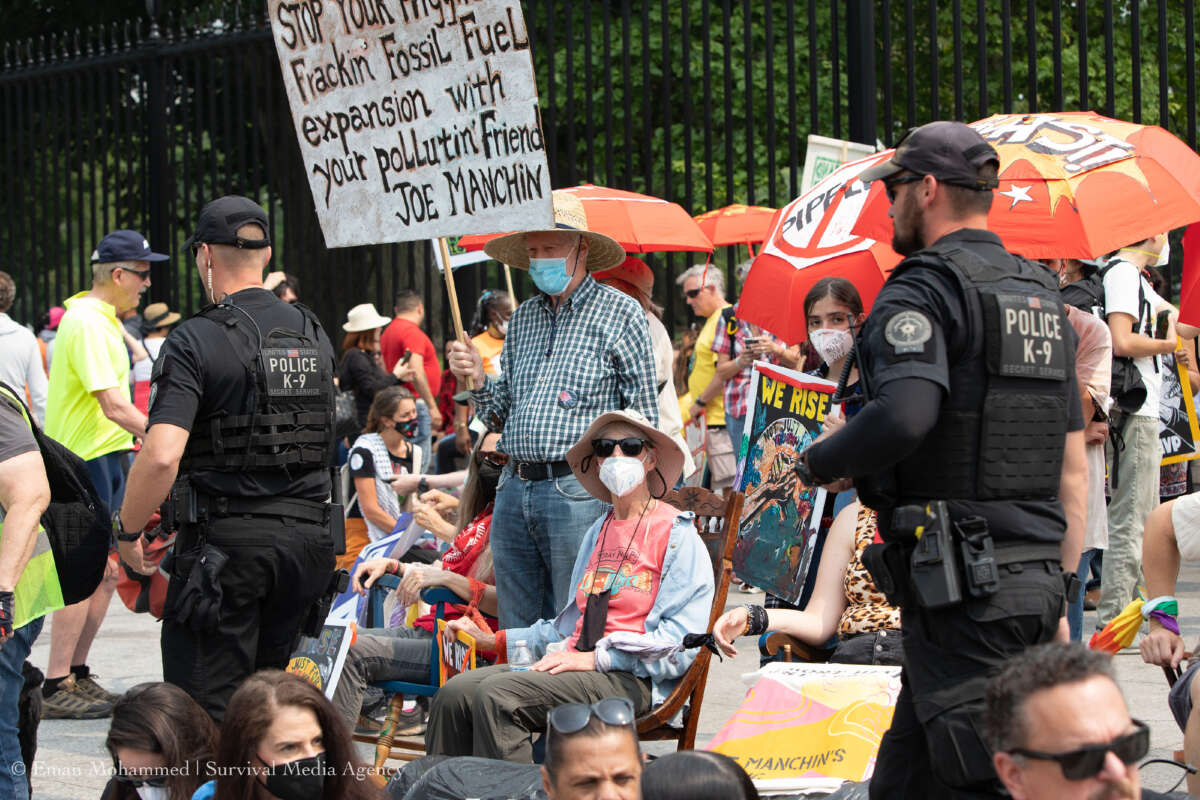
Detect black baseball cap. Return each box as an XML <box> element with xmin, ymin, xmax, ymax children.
<box><xmin>185</xmin><ymin>195</ymin><xmax>270</xmax><ymax>250</ymax></box>
<box><xmin>91</xmin><ymin>230</ymin><xmax>169</xmax><ymax>264</ymax></box>
<box><xmin>860</xmin><ymin>120</ymin><xmax>1000</xmax><ymax>190</ymax></box>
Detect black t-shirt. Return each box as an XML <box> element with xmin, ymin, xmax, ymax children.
<box><xmin>148</xmin><ymin>288</ymin><xmax>337</xmax><ymax>500</ymax></box>
<box><xmin>858</xmin><ymin>229</ymin><xmax>1084</xmax><ymax>543</ymax></box>
<box><xmin>345</xmin><ymin>444</ymin><xmax>412</xmax><ymax>519</ymax></box>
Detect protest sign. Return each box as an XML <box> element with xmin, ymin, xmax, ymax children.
<box><xmin>437</xmin><ymin>618</ymin><xmax>477</xmax><ymax>685</ymax></box>
<box><xmin>708</xmin><ymin>662</ymin><xmax>902</xmax><ymax>794</ymax></box>
<box><xmin>288</xmin><ymin>619</ymin><xmax>355</xmax><ymax>699</ymax></box>
<box><xmin>682</xmin><ymin>415</ymin><xmax>708</xmax><ymax>488</ymax></box>
<box><xmin>267</xmin><ymin>0</ymin><xmax>554</xmax><ymax>247</ymax></box>
<box><xmin>733</xmin><ymin>363</ymin><xmax>836</xmax><ymax>604</ymax></box>
<box><xmin>801</xmin><ymin>135</ymin><xmax>877</xmax><ymax>193</ymax></box>
<box><xmin>1160</xmin><ymin>348</ymin><xmax>1200</xmax><ymax>465</ymax></box>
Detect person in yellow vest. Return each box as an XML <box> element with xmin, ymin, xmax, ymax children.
<box><xmin>0</xmin><ymin>384</ymin><xmax>65</xmax><ymax>800</ymax></box>
<box><xmin>677</xmin><ymin>264</ymin><xmax>736</xmax><ymax>492</ymax></box>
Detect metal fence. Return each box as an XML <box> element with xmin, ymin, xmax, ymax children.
<box><xmin>0</xmin><ymin>1</ymin><xmax>1196</xmax><ymax>341</ymax></box>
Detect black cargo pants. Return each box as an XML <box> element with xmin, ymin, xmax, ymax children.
<box><xmin>161</xmin><ymin>515</ymin><xmax>335</xmax><ymax>721</ymax></box>
<box><xmin>869</xmin><ymin>559</ymin><xmax>1066</xmax><ymax>799</ymax></box>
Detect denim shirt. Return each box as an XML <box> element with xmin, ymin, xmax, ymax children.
<box><xmin>504</xmin><ymin>508</ymin><xmax>715</xmax><ymax>707</ymax></box>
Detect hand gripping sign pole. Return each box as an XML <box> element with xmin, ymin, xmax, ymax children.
<box><xmin>437</xmin><ymin>237</ymin><xmax>475</xmax><ymax>391</ymax></box>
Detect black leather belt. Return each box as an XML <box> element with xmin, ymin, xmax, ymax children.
<box><xmin>512</xmin><ymin>460</ymin><xmax>572</xmax><ymax>481</ymax></box>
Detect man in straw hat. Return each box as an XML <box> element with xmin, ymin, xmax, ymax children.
<box><xmin>447</xmin><ymin>190</ymin><xmax>659</xmax><ymax>628</ymax></box>
<box><xmin>426</xmin><ymin>409</ymin><xmax>712</xmax><ymax>761</ymax></box>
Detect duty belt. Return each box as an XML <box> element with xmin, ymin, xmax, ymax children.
<box><xmin>512</xmin><ymin>460</ymin><xmax>572</xmax><ymax>481</ymax></box>
<box><xmin>991</xmin><ymin>542</ymin><xmax>1062</xmax><ymax>566</ymax></box>
<box><xmin>204</xmin><ymin>495</ymin><xmax>329</xmax><ymax>524</ymax></box>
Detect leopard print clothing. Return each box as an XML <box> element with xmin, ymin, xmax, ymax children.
<box><xmin>838</xmin><ymin>505</ymin><xmax>901</xmax><ymax>637</ymax></box>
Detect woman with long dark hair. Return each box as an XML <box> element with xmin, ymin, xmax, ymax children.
<box><xmin>338</xmin><ymin>303</ymin><xmax>414</xmax><ymax>431</ymax></box>
<box><xmin>204</xmin><ymin>670</ymin><xmax>381</xmax><ymax>800</ymax></box>
<box><xmin>100</xmin><ymin>682</ymin><xmax>217</xmax><ymax>800</ymax></box>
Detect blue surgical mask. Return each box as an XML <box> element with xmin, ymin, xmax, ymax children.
<box><xmin>529</xmin><ymin>257</ymin><xmax>572</xmax><ymax>295</ymax></box>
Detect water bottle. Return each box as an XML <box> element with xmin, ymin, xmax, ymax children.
<box><xmin>510</xmin><ymin>639</ymin><xmax>534</xmax><ymax>671</ymax></box>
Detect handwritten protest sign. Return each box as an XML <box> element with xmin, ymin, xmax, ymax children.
<box><xmin>1161</xmin><ymin>349</ymin><xmax>1200</xmax><ymax>465</ymax></box>
<box><xmin>708</xmin><ymin>662</ymin><xmax>902</xmax><ymax>794</ymax></box>
<box><xmin>733</xmin><ymin>363</ymin><xmax>836</xmax><ymax>604</ymax></box>
<box><xmin>267</xmin><ymin>0</ymin><xmax>553</xmax><ymax>246</ymax></box>
<box><xmin>288</xmin><ymin>619</ymin><xmax>355</xmax><ymax>699</ymax></box>
<box><xmin>437</xmin><ymin>618</ymin><xmax>476</xmax><ymax>685</ymax></box>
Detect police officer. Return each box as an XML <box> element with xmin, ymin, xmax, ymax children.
<box><xmin>792</xmin><ymin>122</ymin><xmax>1088</xmax><ymax>798</ymax></box>
<box><xmin>116</xmin><ymin>196</ymin><xmax>337</xmax><ymax>720</ymax></box>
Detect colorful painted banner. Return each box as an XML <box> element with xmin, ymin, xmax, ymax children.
<box><xmin>1160</xmin><ymin>346</ymin><xmax>1200</xmax><ymax>465</ymax></box>
<box><xmin>708</xmin><ymin>662</ymin><xmax>902</xmax><ymax>794</ymax></box>
<box><xmin>437</xmin><ymin>618</ymin><xmax>477</xmax><ymax>685</ymax></box>
<box><xmin>733</xmin><ymin>363</ymin><xmax>836</xmax><ymax>603</ymax></box>
<box><xmin>287</xmin><ymin>619</ymin><xmax>355</xmax><ymax>699</ymax></box>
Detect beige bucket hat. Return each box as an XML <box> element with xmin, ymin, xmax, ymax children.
<box><xmin>566</xmin><ymin>409</ymin><xmax>686</xmax><ymax>503</ymax></box>
<box><xmin>342</xmin><ymin>302</ymin><xmax>392</xmax><ymax>332</ymax></box>
<box><xmin>483</xmin><ymin>190</ymin><xmax>625</xmax><ymax>271</ymax></box>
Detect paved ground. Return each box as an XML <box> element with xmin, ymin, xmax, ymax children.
<box><xmin>27</xmin><ymin>572</ymin><xmax>1200</xmax><ymax>798</ymax></box>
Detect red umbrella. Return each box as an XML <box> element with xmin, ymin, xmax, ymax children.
<box><xmin>694</xmin><ymin>204</ymin><xmax>779</xmax><ymax>252</ymax></box>
<box><xmin>853</xmin><ymin>112</ymin><xmax>1200</xmax><ymax>259</ymax></box>
<box><xmin>457</xmin><ymin>184</ymin><xmax>713</xmax><ymax>254</ymax></box>
<box><xmin>1181</xmin><ymin>223</ymin><xmax>1200</xmax><ymax>327</ymax></box>
<box><xmin>738</xmin><ymin>152</ymin><xmax>903</xmax><ymax>345</ymax></box>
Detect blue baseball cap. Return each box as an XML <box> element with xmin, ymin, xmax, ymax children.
<box><xmin>91</xmin><ymin>230</ymin><xmax>169</xmax><ymax>264</ymax></box>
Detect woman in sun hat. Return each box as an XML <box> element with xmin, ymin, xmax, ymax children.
<box><xmin>426</xmin><ymin>408</ymin><xmax>713</xmax><ymax>762</ymax></box>
<box><xmin>338</xmin><ymin>302</ymin><xmax>415</xmax><ymax>431</ymax></box>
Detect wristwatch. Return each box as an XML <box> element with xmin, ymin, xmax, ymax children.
<box><xmin>417</xmin><ymin>477</ymin><xmax>430</xmax><ymax>495</ymax></box>
<box><xmin>111</xmin><ymin>510</ymin><xmax>143</xmax><ymax>543</ymax></box>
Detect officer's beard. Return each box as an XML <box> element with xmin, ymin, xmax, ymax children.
<box><xmin>891</xmin><ymin>202</ymin><xmax>925</xmax><ymax>256</ymax></box>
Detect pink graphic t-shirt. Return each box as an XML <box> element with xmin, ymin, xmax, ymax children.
<box><xmin>567</xmin><ymin>500</ymin><xmax>679</xmax><ymax>651</ymax></box>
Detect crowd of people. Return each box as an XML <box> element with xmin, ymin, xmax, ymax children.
<box><xmin>0</xmin><ymin>119</ymin><xmax>1199</xmax><ymax>800</ymax></box>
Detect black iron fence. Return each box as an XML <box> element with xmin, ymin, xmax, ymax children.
<box><xmin>0</xmin><ymin>1</ymin><xmax>1196</xmax><ymax>341</ymax></box>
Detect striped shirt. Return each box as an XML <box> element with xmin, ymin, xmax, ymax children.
<box><xmin>472</xmin><ymin>275</ymin><xmax>658</xmax><ymax>462</ymax></box>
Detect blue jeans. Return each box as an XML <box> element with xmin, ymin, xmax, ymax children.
<box><xmin>0</xmin><ymin>616</ymin><xmax>44</xmax><ymax>800</ymax></box>
<box><xmin>414</xmin><ymin>400</ymin><xmax>433</xmax><ymax>469</ymax></box>
<box><xmin>491</xmin><ymin>468</ymin><xmax>605</xmax><ymax>628</ymax></box>
<box><xmin>726</xmin><ymin>413</ymin><xmax>745</xmax><ymax>465</ymax></box>
<box><xmin>85</xmin><ymin>450</ymin><xmax>129</xmax><ymax>511</ymax></box>
<box><xmin>1068</xmin><ymin>547</ymin><xmax>1102</xmax><ymax>642</ymax></box>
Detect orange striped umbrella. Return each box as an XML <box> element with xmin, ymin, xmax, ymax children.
<box><xmin>458</xmin><ymin>184</ymin><xmax>713</xmax><ymax>254</ymax></box>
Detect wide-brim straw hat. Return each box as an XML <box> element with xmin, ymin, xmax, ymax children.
<box><xmin>142</xmin><ymin>301</ymin><xmax>181</xmax><ymax>330</ymax></box>
<box><xmin>343</xmin><ymin>302</ymin><xmax>392</xmax><ymax>332</ymax></box>
<box><xmin>484</xmin><ymin>190</ymin><xmax>625</xmax><ymax>272</ymax></box>
<box><xmin>566</xmin><ymin>409</ymin><xmax>686</xmax><ymax>503</ymax></box>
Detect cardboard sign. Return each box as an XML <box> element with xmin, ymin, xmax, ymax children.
<box><xmin>268</xmin><ymin>0</ymin><xmax>554</xmax><ymax>246</ymax></box>
<box><xmin>733</xmin><ymin>364</ymin><xmax>835</xmax><ymax>604</ymax></box>
<box><xmin>437</xmin><ymin>618</ymin><xmax>477</xmax><ymax>685</ymax></box>
<box><xmin>433</xmin><ymin>234</ymin><xmax>493</xmax><ymax>272</ymax></box>
<box><xmin>287</xmin><ymin>619</ymin><xmax>354</xmax><ymax>699</ymax></box>
<box><xmin>1160</xmin><ymin>349</ymin><xmax>1200</xmax><ymax>465</ymax></box>
<box><xmin>801</xmin><ymin>135</ymin><xmax>876</xmax><ymax>193</ymax></box>
<box><xmin>708</xmin><ymin>662</ymin><xmax>902</xmax><ymax>794</ymax></box>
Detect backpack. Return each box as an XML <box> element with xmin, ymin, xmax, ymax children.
<box><xmin>0</xmin><ymin>382</ymin><xmax>110</xmax><ymax>605</ymax></box>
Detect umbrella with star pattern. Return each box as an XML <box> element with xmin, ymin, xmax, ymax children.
<box><xmin>851</xmin><ymin>112</ymin><xmax>1200</xmax><ymax>260</ymax></box>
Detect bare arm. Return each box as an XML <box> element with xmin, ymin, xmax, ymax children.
<box><xmin>1107</xmin><ymin>312</ymin><xmax>1176</xmax><ymax>358</ymax></box>
<box><xmin>94</xmin><ymin>386</ymin><xmax>148</xmax><ymax>438</ymax></box>
<box><xmin>122</xmin><ymin>329</ymin><xmax>149</xmax><ymax>364</ymax></box>
<box><xmin>1139</xmin><ymin>501</ymin><xmax>1187</xmax><ymax>668</ymax></box>
<box><xmin>0</xmin><ymin>451</ymin><xmax>51</xmax><ymax>593</ymax></box>
<box><xmin>1058</xmin><ymin>429</ymin><xmax>1087</xmax><ymax>572</ymax></box>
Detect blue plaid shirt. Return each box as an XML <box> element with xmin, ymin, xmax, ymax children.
<box><xmin>472</xmin><ymin>275</ymin><xmax>659</xmax><ymax>462</ymax></box>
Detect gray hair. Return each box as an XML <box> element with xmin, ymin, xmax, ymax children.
<box><xmin>984</xmin><ymin>643</ymin><xmax>1117</xmax><ymax>754</ymax></box>
<box><xmin>676</xmin><ymin>264</ymin><xmax>725</xmax><ymax>296</ymax></box>
<box><xmin>92</xmin><ymin>260</ymin><xmax>139</xmax><ymax>285</ymax></box>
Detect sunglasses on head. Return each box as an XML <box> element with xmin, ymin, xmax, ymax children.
<box><xmin>684</xmin><ymin>287</ymin><xmax>706</xmax><ymax>299</ymax></box>
<box><xmin>883</xmin><ymin>173</ymin><xmax>925</xmax><ymax>203</ymax></box>
<box><xmin>547</xmin><ymin>697</ymin><xmax>635</xmax><ymax>734</ymax></box>
<box><xmin>1009</xmin><ymin>719</ymin><xmax>1149</xmax><ymax>781</ymax></box>
<box><xmin>592</xmin><ymin>438</ymin><xmax>649</xmax><ymax>458</ymax></box>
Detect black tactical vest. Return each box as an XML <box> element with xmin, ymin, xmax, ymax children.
<box><xmin>181</xmin><ymin>301</ymin><xmax>335</xmax><ymax>475</ymax></box>
<box><xmin>891</xmin><ymin>241</ymin><xmax>1072</xmax><ymax>503</ymax></box>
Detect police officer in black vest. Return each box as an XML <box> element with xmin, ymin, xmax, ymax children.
<box><xmin>116</xmin><ymin>196</ymin><xmax>338</xmax><ymax>720</ymax></box>
<box><xmin>794</xmin><ymin>123</ymin><xmax>1088</xmax><ymax>798</ymax></box>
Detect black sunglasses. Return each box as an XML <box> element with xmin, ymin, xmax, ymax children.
<box><xmin>883</xmin><ymin>174</ymin><xmax>925</xmax><ymax>203</ymax></box>
<box><xmin>547</xmin><ymin>697</ymin><xmax>635</xmax><ymax>734</ymax></box>
<box><xmin>684</xmin><ymin>287</ymin><xmax>706</xmax><ymax>299</ymax></box>
<box><xmin>1008</xmin><ymin>720</ymin><xmax>1149</xmax><ymax>780</ymax></box>
<box><xmin>478</xmin><ymin>450</ymin><xmax>509</xmax><ymax>468</ymax></box>
<box><xmin>114</xmin><ymin>770</ymin><xmax>169</xmax><ymax>789</ymax></box>
<box><xmin>117</xmin><ymin>266</ymin><xmax>152</xmax><ymax>281</ymax></box>
<box><xmin>592</xmin><ymin>438</ymin><xmax>649</xmax><ymax>458</ymax></box>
